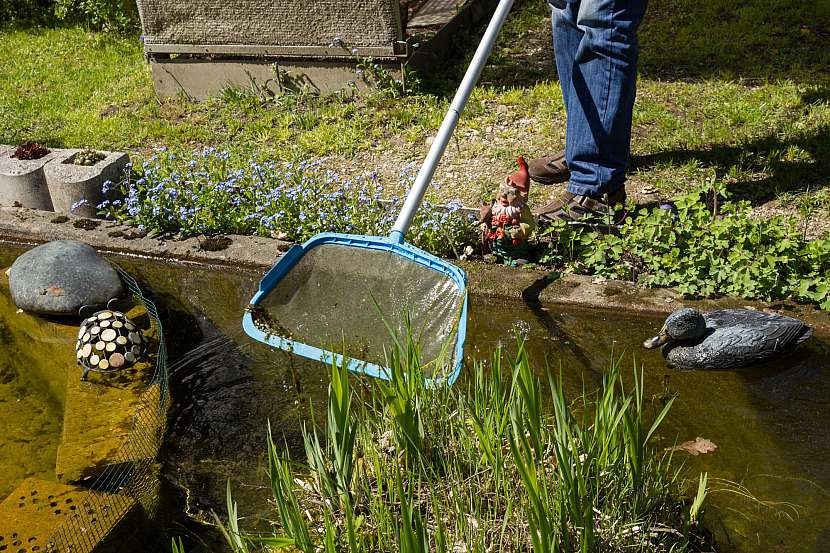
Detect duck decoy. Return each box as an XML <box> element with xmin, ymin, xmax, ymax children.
<box><xmin>643</xmin><ymin>307</ymin><xmax>813</xmax><ymax>370</ymax></box>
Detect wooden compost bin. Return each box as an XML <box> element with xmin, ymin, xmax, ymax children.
<box><xmin>136</xmin><ymin>0</ymin><xmax>498</xmax><ymax>99</ymax></box>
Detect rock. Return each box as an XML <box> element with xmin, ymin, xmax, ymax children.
<box><xmin>8</xmin><ymin>240</ymin><xmax>124</xmax><ymax>316</ymax></box>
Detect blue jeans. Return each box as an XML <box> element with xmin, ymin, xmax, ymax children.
<box><xmin>551</xmin><ymin>0</ymin><xmax>647</xmax><ymax>197</ymax></box>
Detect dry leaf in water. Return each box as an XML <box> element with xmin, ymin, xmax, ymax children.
<box><xmin>668</xmin><ymin>437</ymin><xmax>718</xmax><ymax>456</ymax></box>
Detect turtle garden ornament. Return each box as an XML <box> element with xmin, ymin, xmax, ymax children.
<box><xmin>75</xmin><ymin>310</ymin><xmax>148</xmax><ymax>379</ymax></box>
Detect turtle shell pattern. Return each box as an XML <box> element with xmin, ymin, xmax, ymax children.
<box><xmin>76</xmin><ymin>310</ymin><xmax>148</xmax><ymax>378</ymax></box>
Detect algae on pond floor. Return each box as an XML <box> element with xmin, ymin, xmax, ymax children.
<box><xmin>0</xmin><ymin>257</ymin><xmax>161</xmax><ymax>499</ymax></box>
<box><xmin>0</xmin><ymin>276</ymin><xmax>68</xmax><ymax>499</ymax></box>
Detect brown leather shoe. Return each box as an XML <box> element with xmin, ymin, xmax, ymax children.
<box><xmin>528</xmin><ymin>150</ymin><xmax>569</xmax><ymax>184</ymax></box>
<box><xmin>533</xmin><ymin>188</ymin><xmax>628</xmax><ymax>224</ymax></box>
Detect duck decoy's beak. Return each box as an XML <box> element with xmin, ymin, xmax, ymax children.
<box><xmin>643</xmin><ymin>325</ymin><xmax>670</xmax><ymax>349</ymax></box>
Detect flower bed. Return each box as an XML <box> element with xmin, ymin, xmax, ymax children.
<box><xmin>103</xmin><ymin>149</ymin><xmax>478</xmax><ymax>259</ymax></box>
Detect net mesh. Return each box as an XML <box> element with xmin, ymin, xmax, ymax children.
<box><xmin>254</xmin><ymin>244</ymin><xmax>464</xmax><ymax>377</ymax></box>
<box><xmin>136</xmin><ymin>0</ymin><xmax>401</xmax><ymax>49</ymax></box>
<box><xmin>47</xmin><ymin>267</ymin><xmax>169</xmax><ymax>551</ymax></box>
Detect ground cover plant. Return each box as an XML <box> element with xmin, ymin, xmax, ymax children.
<box><xmin>541</xmin><ymin>181</ymin><xmax>830</xmax><ymax>310</ymax></box>
<box><xmin>102</xmin><ymin>149</ymin><xmax>478</xmax><ymax>258</ymax></box>
<box><xmin>217</xmin><ymin>338</ymin><xmax>712</xmax><ymax>552</ymax></box>
<box><xmin>103</xmin><ymin>149</ymin><xmax>830</xmax><ymax>311</ymax></box>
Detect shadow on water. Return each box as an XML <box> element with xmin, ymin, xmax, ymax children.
<box><xmin>2</xmin><ymin>244</ymin><xmax>830</xmax><ymax>551</ymax></box>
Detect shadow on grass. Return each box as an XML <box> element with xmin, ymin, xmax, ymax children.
<box><xmin>428</xmin><ymin>0</ymin><xmax>830</xmax><ymax>91</ymax></box>
<box><xmin>631</xmin><ymin>86</ymin><xmax>830</xmax><ymax>204</ymax></box>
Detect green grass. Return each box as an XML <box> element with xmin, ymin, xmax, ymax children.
<box><xmin>2</xmin><ymin>0</ymin><xmax>828</xmax><ymax>215</ymax></box>
<box><xmin>219</xmin><ymin>339</ymin><xmax>713</xmax><ymax>552</ymax></box>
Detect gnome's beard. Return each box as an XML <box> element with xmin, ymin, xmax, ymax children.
<box><xmin>491</xmin><ymin>202</ymin><xmax>523</xmax><ymax>220</ymax></box>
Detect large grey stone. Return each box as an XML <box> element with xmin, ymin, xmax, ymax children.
<box><xmin>9</xmin><ymin>240</ymin><xmax>124</xmax><ymax>316</ymax></box>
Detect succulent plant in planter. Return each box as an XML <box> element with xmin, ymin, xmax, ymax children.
<box><xmin>0</xmin><ymin>141</ymin><xmax>55</xmax><ymax>210</ymax></box>
<box><xmin>73</xmin><ymin>149</ymin><xmax>106</xmax><ymax>166</ymax></box>
<box><xmin>12</xmin><ymin>141</ymin><xmax>50</xmax><ymax>160</ymax></box>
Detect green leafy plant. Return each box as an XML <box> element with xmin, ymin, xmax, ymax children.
<box><xmin>170</xmin><ymin>537</ymin><xmax>185</xmax><ymax>553</ymax></box>
<box><xmin>330</xmin><ymin>37</ymin><xmax>421</xmax><ymax>98</ymax></box>
<box><xmin>302</xmin><ymin>358</ymin><xmax>359</xmax><ymax>510</ymax></box>
<box><xmin>53</xmin><ymin>0</ymin><xmax>139</xmax><ymax>33</ymax></box>
<box><xmin>374</xmin><ymin>317</ymin><xmax>427</xmax><ymax>462</ymax></box>
<box><xmin>541</xmin><ymin>180</ymin><xmax>830</xmax><ymax>310</ymax></box>
<box><xmin>265</xmin><ymin>422</ymin><xmax>313</xmax><ymax>551</ymax></box>
<box><xmin>0</xmin><ymin>0</ymin><xmax>54</xmax><ymax>25</ymax></box>
<box><xmin>689</xmin><ymin>472</ymin><xmax>708</xmax><ymax>525</ymax></box>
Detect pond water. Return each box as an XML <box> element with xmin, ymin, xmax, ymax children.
<box><xmin>0</xmin><ymin>272</ymin><xmax>65</xmax><ymax>500</ymax></box>
<box><xmin>0</xmin><ymin>243</ymin><xmax>828</xmax><ymax>552</ymax></box>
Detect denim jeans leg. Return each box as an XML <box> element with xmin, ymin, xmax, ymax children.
<box><xmin>553</xmin><ymin>0</ymin><xmax>647</xmax><ymax>197</ymax></box>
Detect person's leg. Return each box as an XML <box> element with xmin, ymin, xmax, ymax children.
<box><xmin>563</xmin><ymin>0</ymin><xmax>647</xmax><ymax>198</ymax></box>
<box><xmin>553</xmin><ymin>1</ymin><xmax>581</xmax><ymax>117</ymax></box>
<box><xmin>527</xmin><ymin>2</ymin><xmax>580</xmax><ymax>185</ymax></box>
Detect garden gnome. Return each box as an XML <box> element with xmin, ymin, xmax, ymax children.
<box><xmin>478</xmin><ymin>156</ymin><xmax>535</xmax><ymax>265</ymax></box>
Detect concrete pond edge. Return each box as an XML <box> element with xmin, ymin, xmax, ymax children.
<box><xmin>1</xmin><ymin>205</ymin><xmax>827</xmax><ymax>335</ymax></box>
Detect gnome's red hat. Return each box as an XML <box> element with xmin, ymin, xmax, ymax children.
<box><xmin>506</xmin><ymin>155</ymin><xmax>530</xmax><ymax>195</ymax></box>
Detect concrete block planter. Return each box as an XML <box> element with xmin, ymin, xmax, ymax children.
<box><xmin>44</xmin><ymin>149</ymin><xmax>130</xmax><ymax>218</ymax></box>
<box><xmin>0</xmin><ymin>146</ymin><xmax>61</xmax><ymax>211</ymax></box>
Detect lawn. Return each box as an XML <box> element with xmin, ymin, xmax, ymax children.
<box><xmin>1</xmin><ymin>0</ymin><xmax>828</xmax><ymax>234</ymax></box>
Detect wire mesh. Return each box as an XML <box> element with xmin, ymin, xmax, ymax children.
<box><xmin>253</xmin><ymin>243</ymin><xmax>464</xmax><ymax>378</ymax></box>
<box><xmin>47</xmin><ymin>266</ymin><xmax>169</xmax><ymax>552</ymax></box>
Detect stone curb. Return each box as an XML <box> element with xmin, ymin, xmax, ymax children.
<box><xmin>1</xmin><ymin>205</ymin><xmax>827</xmax><ymax>335</ymax></box>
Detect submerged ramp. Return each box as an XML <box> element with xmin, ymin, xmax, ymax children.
<box><xmin>47</xmin><ymin>268</ymin><xmax>170</xmax><ymax>552</ymax></box>
<box><xmin>0</xmin><ymin>478</ymin><xmax>146</xmax><ymax>553</ymax></box>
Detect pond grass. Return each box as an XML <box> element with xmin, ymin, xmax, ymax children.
<box><xmin>221</xmin><ymin>339</ymin><xmax>713</xmax><ymax>552</ymax></box>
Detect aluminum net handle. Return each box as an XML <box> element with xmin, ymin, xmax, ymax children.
<box><xmin>389</xmin><ymin>0</ymin><xmax>515</xmax><ymax>243</ymax></box>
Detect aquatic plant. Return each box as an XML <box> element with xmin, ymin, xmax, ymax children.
<box><xmin>222</xmin><ymin>340</ymin><xmax>713</xmax><ymax>552</ymax></box>
<box><xmin>103</xmin><ymin>149</ymin><xmax>477</xmax><ymax>258</ymax></box>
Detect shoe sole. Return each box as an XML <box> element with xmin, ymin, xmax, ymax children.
<box><xmin>529</xmin><ymin>172</ymin><xmax>570</xmax><ymax>185</ymax></box>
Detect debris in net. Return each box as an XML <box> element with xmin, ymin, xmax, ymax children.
<box><xmin>246</xmin><ymin>304</ymin><xmax>293</xmax><ymax>340</ymax></box>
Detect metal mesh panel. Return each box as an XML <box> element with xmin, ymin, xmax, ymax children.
<box><xmin>255</xmin><ymin>244</ymin><xmax>463</xmax><ymax>377</ymax></box>
<box><xmin>48</xmin><ymin>267</ymin><xmax>168</xmax><ymax>551</ymax></box>
<box><xmin>137</xmin><ymin>0</ymin><xmax>401</xmax><ymax>49</ymax></box>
